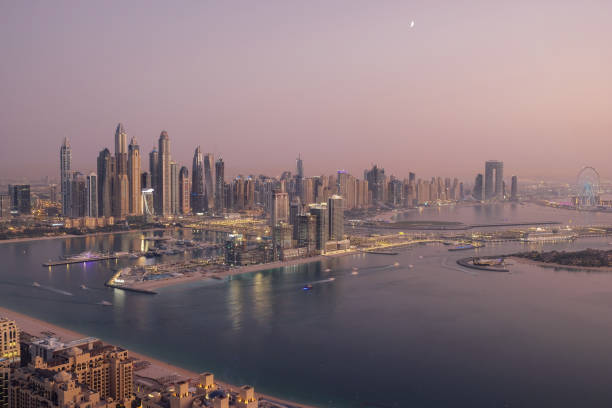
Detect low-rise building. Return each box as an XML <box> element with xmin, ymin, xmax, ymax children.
<box><xmin>9</xmin><ymin>368</ymin><xmax>110</xmax><ymax>408</ymax></box>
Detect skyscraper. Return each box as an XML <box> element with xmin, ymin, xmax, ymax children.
<box><xmin>473</xmin><ymin>174</ymin><xmax>483</xmax><ymax>201</ymax></box>
<box><xmin>170</xmin><ymin>161</ymin><xmax>179</xmax><ymax>215</ymax></box>
<box><xmin>510</xmin><ymin>175</ymin><xmax>518</xmax><ymax>201</ymax></box>
<box><xmin>69</xmin><ymin>173</ymin><xmax>86</xmax><ymax>217</ymax></box>
<box><xmin>157</xmin><ymin>131</ymin><xmax>171</xmax><ymax>215</ymax></box>
<box><xmin>114</xmin><ymin>124</ymin><xmax>129</xmax><ymax>218</ymax></box>
<box><xmin>97</xmin><ymin>148</ymin><xmax>113</xmax><ymax>217</ymax></box>
<box><xmin>60</xmin><ymin>137</ymin><xmax>72</xmax><ymax>216</ymax></box>
<box><xmin>191</xmin><ymin>146</ymin><xmax>205</xmax><ymax>213</ymax></box>
<box><xmin>215</xmin><ymin>158</ymin><xmax>225</xmax><ymax>211</ymax></box>
<box><xmin>128</xmin><ymin>137</ymin><xmax>142</xmax><ymax>215</ymax></box>
<box><xmin>328</xmin><ymin>195</ymin><xmax>344</xmax><ymax>241</ymax></box>
<box><xmin>204</xmin><ymin>153</ymin><xmax>215</xmax><ymax>210</ymax></box>
<box><xmin>271</xmin><ymin>191</ymin><xmax>289</xmax><ymax>226</ymax></box>
<box><xmin>149</xmin><ymin>148</ymin><xmax>159</xmax><ymax>198</ymax></box>
<box><xmin>86</xmin><ymin>173</ymin><xmax>98</xmax><ymax>218</ymax></box>
<box><xmin>484</xmin><ymin>160</ymin><xmax>504</xmax><ymax>200</ymax></box>
<box><xmin>308</xmin><ymin>203</ymin><xmax>328</xmax><ymax>252</ymax></box>
<box><xmin>179</xmin><ymin>166</ymin><xmax>191</xmax><ymax>214</ymax></box>
<box><xmin>8</xmin><ymin>185</ymin><xmax>31</xmax><ymax>215</ymax></box>
<box><xmin>365</xmin><ymin>165</ymin><xmax>386</xmax><ymax>204</ymax></box>
<box><xmin>296</xmin><ymin>155</ymin><xmax>304</xmax><ymax>200</ymax></box>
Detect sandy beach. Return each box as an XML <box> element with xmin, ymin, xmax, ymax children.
<box><xmin>0</xmin><ymin>305</ymin><xmax>315</xmax><ymax>408</ymax></box>
<box><xmin>126</xmin><ymin>250</ymin><xmax>359</xmax><ymax>291</ymax></box>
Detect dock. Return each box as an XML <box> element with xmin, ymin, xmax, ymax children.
<box><xmin>43</xmin><ymin>255</ymin><xmax>118</xmax><ymax>267</ymax></box>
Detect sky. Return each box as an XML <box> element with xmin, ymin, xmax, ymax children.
<box><xmin>1</xmin><ymin>0</ymin><xmax>611</xmax><ymax>182</ymax></box>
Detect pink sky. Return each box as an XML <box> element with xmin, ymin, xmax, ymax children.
<box><xmin>0</xmin><ymin>1</ymin><xmax>611</xmax><ymax>182</ymax></box>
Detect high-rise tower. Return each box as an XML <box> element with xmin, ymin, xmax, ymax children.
<box><xmin>86</xmin><ymin>173</ymin><xmax>98</xmax><ymax>218</ymax></box>
<box><xmin>97</xmin><ymin>148</ymin><xmax>113</xmax><ymax>217</ymax></box>
<box><xmin>128</xmin><ymin>137</ymin><xmax>142</xmax><ymax>215</ymax></box>
<box><xmin>179</xmin><ymin>166</ymin><xmax>191</xmax><ymax>214</ymax></box>
<box><xmin>149</xmin><ymin>147</ymin><xmax>159</xmax><ymax>210</ymax></box>
<box><xmin>157</xmin><ymin>131</ymin><xmax>171</xmax><ymax>215</ymax></box>
<box><xmin>271</xmin><ymin>191</ymin><xmax>289</xmax><ymax>226</ymax></box>
<box><xmin>473</xmin><ymin>174</ymin><xmax>484</xmax><ymax>201</ymax></box>
<box><xmin>510</xmin><ymin>175</ymin><xmax>518</xmax><ymax>201</ymax></box>
<box><xmin>484</xmin><ymin>160</ymin><xmax>504</xmax><ymax>200</ymax></box>
<box><xmin>114</xmin><ymin>124</ymin><xmax>129</xmax><ymax>218</ymax></box>
<box><xmin>60</xmin><ymin>138</ymin><xmax>72</xmax><ymax>216</ymax></box>
<box><xmin>215</xmin><ymin>158</ymin><xmax>225</xmax><ymax>211</ymax></box>
<box><xmin>191</xmin><ymin>147</ymin><xmax>205</xmax><ymax>213</ymax></box>
<box><xmin>204</xmin><ymin>153</ymin><xmax>215</xmax><ymax>210</ymax></box>
<box><xmin>170</xmin><ymin>161</ymin><xmax>179</xmax><ymax>215</ymax></box>
<box><xmin>328</xmin><ymin>195</ymin><xmax>344</xmax><ymax>241</ymax></box>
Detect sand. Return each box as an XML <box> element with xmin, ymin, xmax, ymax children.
<box><xmin>0</xmin><ymin>305</ymin><xmax>315</xmax><ymax>408</ymax></box>
<box><xmin>126</xmin><ymin>250</ymin><xmax>359</xmax><ymax>291</ymax></box>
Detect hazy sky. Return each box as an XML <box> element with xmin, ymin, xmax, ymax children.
<box><xmin>1</xmin><ymin>1</ymin><xmax>611</xmax><ymax>182</ymax></box>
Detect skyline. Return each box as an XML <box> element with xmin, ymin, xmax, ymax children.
<box><xmin>1</xmin><ymin>1</ymin><xmax>612</xmax><ymax>180</ymax></box>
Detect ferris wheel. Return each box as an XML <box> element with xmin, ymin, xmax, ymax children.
<box><xmin>576</xmin><ymin>166</ymin><xmax>600</xmax><ymax>207</ymax></box>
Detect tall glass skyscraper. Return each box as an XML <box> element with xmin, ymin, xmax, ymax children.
<box><xmin>60</xmin><ymin>137</ymin><xmax>72</xmax><ymax>216</ymax></box>
<box><xmin>191</xmin><ymin>146</ymin><xmax>205</xmax><ymax>213</ymax></box>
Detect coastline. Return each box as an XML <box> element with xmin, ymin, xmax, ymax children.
<box><xmin>509</xmin><ymin>256</ymin><xmax>612</xmax><ymax>272</ymax></box>
<box><xmin>0</xmin><ymin>227</ymin><xmax>167</xmax><ymax>245</ymax></box>
<box><xmin>125</xmin><ymin>250</ymin><xmax>359</xmax><ymax>291</ymax></box>
<box><xmin>0</xmin><ymin>305</ymin><xmax>316</xmax><ymax>408</ymax></box>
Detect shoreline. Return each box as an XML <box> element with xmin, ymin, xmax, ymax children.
<box><xmin>0</xmin><ymin>227</ymin><xmax>168</xmax><ymax>245</ymax></box>
<box><xmin>124</xmin><ymin>250</ymin><xmax>359</xmax><ymax>291</ymax></box>
<box><xmin>509</xmin><ymin>256</ymin><xmax>612</xmax><ymax>272</ymax></box>
<box><xmin>0</xmin><ymin>305</ymin><xmax>316</xmax><ymax>408</ymax></box>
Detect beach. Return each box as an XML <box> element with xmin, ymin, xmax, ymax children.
<box><xmin>0</xmin><ymin>305</ymin><xmax>315</xmax><ymax>408</ymax></box>
<box><xmin>123</xmin><ymin>249</ymin><xmax>359</xmax><ymax>291</ymax></box>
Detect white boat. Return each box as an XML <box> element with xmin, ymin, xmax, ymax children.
<box><xmin>80</xmin><ymin>284</ymin><xmax>88</xmax><ymax>290</ymax></box>
<box><xmin>324</xmin><ymin>268</ymin><xmax>332</xmax><ymax>272</ymax></box>
<box><xmin>408</xmin><ymin>264</ymin><xmax>414</xmax><ymax>268</ymax></box>
<box><xmin>351</xmin><ymin>271</ymin><xmax>359</xmax><ymax>275</ymax></box>
<box><xmin>32</xmin><ymin>282</ymin><xmax>40</xmax><ymax>287</ymax></box>
<box><xmin>393</xmin><ymin>262</ymin><xmax>400</xmax><ymax>267</ymax></box>
<box><xmin>98</xmin><ymin>301</ymin><xmax>112</xmax><ymax>306</ymax></box>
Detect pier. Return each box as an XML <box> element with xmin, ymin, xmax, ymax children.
<box><xmin>43</xmin><ymin>255</ymin><xmax>118</xmax><ymax>267</ymax></box>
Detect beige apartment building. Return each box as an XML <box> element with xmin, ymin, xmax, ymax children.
<box><xmin>0</xmin><ymin>319</ymin><xmax>19</xmax><ymax>364</ymax></box>
<box><xmin>9</xmin><ymin>369</ymin><xmax>110</xmax><ymax>408</ymax></box>
<box><xmin>28</xmin><ymin>338</ymin><xmax>133</xmax><ymax>405</ymax></box>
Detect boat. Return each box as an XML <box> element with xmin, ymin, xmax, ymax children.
<box><xmin>393</xmin><ymin>262</ymin><xmax>400</xmax><ymax>267</ymax></box>
<box><xmin>303</xmin><ymin>284</ymin><xmax>313</xmax><ymax>291</ymax></box>
<box><xmin>32</xmin><ymin>282</ymin><xmax>40</xmax><ymax>287</ymax></box>
<box><xmin>449</xmin><ymin>244</ymin><xmax>476</xmax><ymax>251</ymax></box>
<box><xmin>408</xmin><ymin>264</ymin><xmax>414</xmax><ymax>268</ymax></box>
<box><xmin>351</xmin><ymin>271</ymin><xmax>359</xmax><ymax>275</ymax></box>
<box><xmin>324</xmin><ymin>268</ymin><xmax>332</xmax><ymax>272</ymax></box>
<box><xmin>98</xmin><ymin>301</ymin><xmax>112</xmax><ymax>306</ymax></box>
<box><xmin>80</xmin><ymin>284</ymin><xmax>88</xmax><ymax>290</ymax></box>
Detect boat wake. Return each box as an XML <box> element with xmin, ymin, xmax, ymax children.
<box><xmin>32</xmin><ymin>283</ymin><xmax>74</xmax><ymax>296</ymax></box>
<box><xmin>308</xmin><ymin>277</ymin><xmax>336</xmax><ymax>285</ymax></box>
